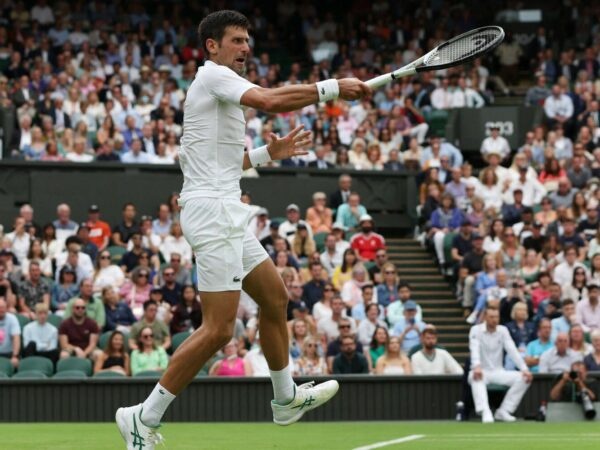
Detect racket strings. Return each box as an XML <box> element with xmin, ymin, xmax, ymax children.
<box><xmin>426</xmin><ymin>29</ymin><xmax>503</xmax><ymax>67</ymax></box>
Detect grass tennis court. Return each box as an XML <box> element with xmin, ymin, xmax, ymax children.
<box><xmin>2</xmin><ymin>421</ymin><xmax>599</xmax><ymax>449</ymax></box>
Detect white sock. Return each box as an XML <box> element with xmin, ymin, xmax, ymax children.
<box><xmin>141</xmin><ymin>383</ymin><xmax>176</xmax><ymax>427</ymax></box>
<box><xmin>270</xmin><ymin>364</ymin><xmax>295</xmax><ymax>405</ymax></box>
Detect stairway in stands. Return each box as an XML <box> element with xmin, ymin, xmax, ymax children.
<box><xmin>387</xmin><ymin>238</ymin><xmax>469</xmax><ymax>361</ymax></box>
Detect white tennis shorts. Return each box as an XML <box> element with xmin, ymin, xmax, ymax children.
<box><xmin>179</xmin><ymin>196</ymin><xmax>269</xmax><ymax>292</ymax></box>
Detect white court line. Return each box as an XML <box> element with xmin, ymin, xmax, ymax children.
<box><xmin>352</xmin><ymin>434</ymin><xmax>425</xmax><ymax>450</ymax></box>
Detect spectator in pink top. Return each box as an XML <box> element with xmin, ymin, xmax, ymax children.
<box><xmin>209</xmin><ymin>338</ymin><xmax>251</xmax><ymax>376</ymax></box>
<box><xmin>119</xmin><ymin>267</ymin><xmax>153</xmax><ymax>319</ymax></box>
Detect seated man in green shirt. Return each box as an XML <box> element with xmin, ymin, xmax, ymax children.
<box><xmin>63</xmin><ymin>279</ymin><xmax>105</xmax><ymax>329</ymax></box>
<box><xmin>128</xmin><ymin>299</ymin><xmax>171</xmax><ymax>351</ymax></box>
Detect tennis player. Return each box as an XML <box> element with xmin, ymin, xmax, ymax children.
<box><xmin>116</xmin><ymin>10</ymin><xmax>371</xmax><ymax>448</ymax></box>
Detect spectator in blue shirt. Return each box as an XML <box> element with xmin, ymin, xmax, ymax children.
<box><xmin>391</xmin><ymin>301</ymin><xmax>426</xmax><ymax>353</ymax></box>
<box><xmin>428</xmin><ymin>193</ymin><xmax>465</xmax><ymax>270</ymax></box>
<box><xmin>551</xmin><ymin>298</ymin><xmax>577</xmax><ymax>341</ymax></box>
<box><xmin>525</xmin><ymin>318</ymin><xmax>554</xmax><ymax>373</ymax></box>
<box><xmin>301</xmin><ymin>261</ymin><xmax>327</xmax><ymax>313</ymax></box>
<box><xmin>103</xmin><ymin>286</ymin><xmax>136</xmax><ymax>333</ymax></box>
<box><xmin>335</xmin><ymin>192</ymin><xmax>367</xmax><ymax>232</ymax></box>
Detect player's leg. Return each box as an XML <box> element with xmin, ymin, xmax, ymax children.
<box><xmin>468</xmin><ymin>369</ymin><xmax>493</xmax><ymax>422</ymax></box>
<box><xmin>241</xmin><ymin>235</ymin><xmax>339</xmax><ymax>425</ymax></box>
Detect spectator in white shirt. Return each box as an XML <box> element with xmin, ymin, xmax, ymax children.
<box><xmin>411</xmin><ymin>326</ymin><xmax>463</xmax><ymax>375</ymax></box>
<box><xmin>502</xmin><ymin>166</ymin><xmax>547</xmax><ymax>207</ymax></box>
<box><xmin>22</xmin><ymin>303</ymin><xmax>58</xmax><ymax>362</ymax></box>
<box><xmin>451</xmin><ymin>76</ymin><xmax>485</xmax><ymax>108</ymax></box>
<box><xmin>543</xmin><ymin>84</ymin><xmax>574</xmax><ymax>124</ymax></box>
<box><xmin>468</xmin><ymin>308</ymin><xmax>532</xmax><ymax>423</ymax></box>
<box><xmin>553</xmin><ymin>245</ymin><xmax>587</xmax><ymax>287</ymax></box>
<box><xmin>538</xmin><ymin>332</ymin><xmax>583</xmax><ymax>373</ymax></box>
<box><xmin>121</xmin><ymin>137</ymin><xmax>151</xmax><ymax>163</ymax></box>
<box><xmin>65</xmin><ymin>138</ymin><xmax>94</xmax><ymax>163</ymax></box>
<box><xmin>320</xmin><ymin>233</ymin><xmax>343</xmax><ymax>276</ymax></box>
<box><xmin>160</xmin><ymin>222</ymin><xmax>192</xmax><ymax>265</ymax></box>
<box><xmin>431</xmin><ymin>77</ymin><xmax>452</xmax><ymax>110</ymax></box>
<box><xmin>5</xmin><ymin>216</ymin><xmax>31</xmax><ymax>264</ymax></box>
<box><xmin>480</xmin><ymin>126</ymin><xmax>511</xmax><ymax>161</ymax></box>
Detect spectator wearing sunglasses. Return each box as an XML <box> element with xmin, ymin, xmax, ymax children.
<box><xmin>160</xmin><ymin>267</ymin><xmax>183</xmax><ymax>307</ymax></box>
<box><xmin>92</xmin><ymin>250</ymin><xmax>125</xmax><ymax>293</ymax></box>
<box><xmin>58</xmin><ymin>297</ymin><xmax>101</xmax><ymax>361</ymax></box>
<box><xmin>120</xmin><ymin>267</ymin><xmax>154</xmax><ymax>319</ymax></box>
<box><xmin>130</xmin><ymin>326</ymin><xmax>169</xmax><ymax>376</ymax></box>
<box><xmin>325</xmin><ymin>317</ymin><xmax>363</xmax><ymax>373</ymax></box>
<box><xmin>63</xmin><ymin>278</ymin><xmax>105</xmax><ymax>328</ymax></box>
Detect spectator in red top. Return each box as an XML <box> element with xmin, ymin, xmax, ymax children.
<box><xmin>350</xmin><ymin>215</ymin><xmax>386</xmax><ymax>262</ymax></box>
<box><xmin>86</xmin><ymin>205</ymin><xmax>111</xmax><ymax>252</ymax></box>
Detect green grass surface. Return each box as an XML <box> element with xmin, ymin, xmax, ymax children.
<box><xmin>1</xmin><ymin>421</ymin><xmax>599</xmax><ymax>449</ymax></box>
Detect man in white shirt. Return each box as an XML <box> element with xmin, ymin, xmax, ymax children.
<box><xmin>502</xmin><ymin>166</ymin><xmax>547</xmax><ymax>207</ymax></box>
<box><xmin>451</xmin><ymin>77</ymin><xmax>485</xmax><ymax>108</ymax></box>
<box><xmin>480</xmin><ymin>126</ymin><xmax>511</xmax><ymax>161</ymax></box>
<box><xmin>120</xmin><ymin>137</ymin><xmax>152</xmax><ymax>163</ymax></box>
<box><xmin>278</xmin><ymin>204</ymin><xmax>313</xmax><ymax>245</ymax></box>
<box><xmin>411</xmin><ymin>326</ymin><xmax>463</xmax><ymax>375</ymax></box>
<box><xmin>320</xmin><ymin>233</ymin><xmax>343</xmax><ymax>276</ymax></box>
<box><xmin>5</xmin><ymin>216</ymin><xmax>31</xmax><ymax>264</ymax></box>
<box><xmin>22</xmin><ymin>303</ymin><xmax>58</xmax><ymax>362</ymax></box>
<box><xmin>552</xmin><ymin>245</ymin><xmax>587</xmax><ymax>286</ymax></box>
<box><xmin>538</xmin><ymin>332</ymin><xmax>583</xmax><ymax>373</ymax></box>
<box><xmin>468</xmin><ymin>308</ymin><xmax>532</xmax><ymax>423</ymax></box>
<box><xmin>431</xmin><ymin>77</ymin><xmax>452</xmax><ymax>109</ymax></box>
<box><xmin>543</xmin><ymin>84</ymin><xmax>574</xmax><ymax>124</ymax></box>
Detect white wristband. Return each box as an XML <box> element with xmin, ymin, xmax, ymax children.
<box><xmin>248</xmin><ymin>145</ymin><xmax>271</xmax><ymax>167</ymax></box>
<box><xmin>316</xmin><ymin>79</ymin><xmax>339</xmax><ymax>102</ymax></box>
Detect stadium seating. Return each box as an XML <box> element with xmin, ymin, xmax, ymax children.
<box><xmin>0</xmin><ymin>372</ymin><xmax>8</xmax><ymax>379</ymax></box>
<box><xmin>107</xmin><ymin>246</ymin><xmax>127</xmax><ymax>265</ymax></box>
<box><xmin>134</xmin><ymin>370</ymin><xmax>163</xmax><ymax>378</ymax></box>
<box><xmin>57</xmin><ymin>357</ymin><xmax>93</xmax><ymax>376</ymax></box>
<box><xmin>16</xmin><ymin>315</ymin><xmax>30</xmax><ymax>330</ymax></box>
<box><xmin>93</xmin><ymin>371</ymin><xmax>127</xmax><ymax>379</ymax></box>
<box><xmin>0</xmin><ymin>357</ymin><xmax>15</xmax><ymax>377</ymax></box>
<box><xmin>313</xmin><ymin>232</ymin><xmax>328</xmax><ymax>253</ymax></box>
<box><xmin>171</xmin><ymin>332</ymin><xmax>191</xmax><ymax>353</ymax></box>
<box><xmin>18</xmin><ymin>356</ymin><xmax>54</xmax><ymax>377</ymax></box>
<box><xmin>98</xmin><ymin>331</ymin><xmax>129</xmax><ymax>351</ymax></box>
<box><xmin>47</xmin><ymin>314</ymin><xmax>63</xmax><ymax>328</ymax></box>
<box><xmin>12</xmin><ymin>370</ymin><xmax>48</xmax><ymax>379</ymax></box>
<box><xmin>52</xmin><ymin>370</ymin><xmax>88</xmax><ymax>379</ymax></box>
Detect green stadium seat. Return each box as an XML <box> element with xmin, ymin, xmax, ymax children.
<box><xmin>200</xmin><ymin>354</ymin><xmax>224</xmax><ymax>375</ymax></box>
<box><xmin>12</xmin><ymin>370</ymin><xmax>48</xmax><ymax>379</ymax></box>
<box><xmin>16</xmin><ymin>314</ymin><xmax>31</xmax><ymax>330</ymax></box>
<box><xmin>93</xmin><ymin>371</ymin><xmax>127</xmax><ymax>379</ymax></box>
<box><xmin>427</xmin><ymin>109</ymin><xmax>449</xmax><ymax>137</ymax></box>
<box><xmin>18</xmin><ymin>356</ymin><xmax>54</xmax><ymax>377</ymax></box>
<box><xmin>52</xmin><ymin>370</ymin><xmax>88</xmax><ymax>379</ymax></box>
<box><xmin>487</xmin><ymin>383</ymin><xmax>509</xmax><ymax>392</ymax></box>
<box><xmin>57</xmin><ymin>357</ymin><xmax>93</xmax><ymax>376</ymax></box>
<box><xmin>443</xmin><ymin>232</ymin><xmax>458</xmax><ymax>267</ymax></box>
<box><xmin>47</xmin><ymin>314</ymin><xmax>62</xmax><ymax>328</ymax></box>
<box><xmin>364</xmin><ymin>261</ymin><xmax>376</xmax><ymax>272</ymax></box>
<box><xmin>134</xmin><ymin>370</ymin><xmax>163</xmax><ymax>378</ymax></box>
<box><xmin>0</xmin><ymin>357</ymin><xmax>15</xmax><ymax>377</ymax></box>
<box><xmin>0</xmin><ymin>372</ymin><xmax>8</xmax><ymax>378</ymax></box>
<box><xmin>107</xmin><ymin>246</ymin><xmax>127</xmax><ymax>265</ymax></box>
<box><xmin>314</xmin><ymin>232</ymin><xmax>328</xmax><ymax>253</ymax></box>
<box><xmin>171</xmin><ymin>332</ymin><xmax>191</xmax><ymax>353</ymax></box>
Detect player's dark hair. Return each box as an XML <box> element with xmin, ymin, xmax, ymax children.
<box><xmin>198</xmin><ymin>10</ymin><xmax>250</xmax><ymax>54</ymax></box>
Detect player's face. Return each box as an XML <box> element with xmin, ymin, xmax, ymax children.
<box><xmin>214</xmin><ymin>26</ymin><xmax>250</xmax><ymax>75</ymax></box>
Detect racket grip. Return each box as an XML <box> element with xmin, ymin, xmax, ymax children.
<box><xmin>365</xmin><ymin>67</ymin><xmax>417</xmax><ymax>89</ymax></box>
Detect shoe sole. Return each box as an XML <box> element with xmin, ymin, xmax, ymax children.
<box><xmin>273</xmin><ymin>381</ymin><xmax>340</xmax><ymax>426</ymax></box>
<box><xmin>115</xmin><ymin>408</ymin><xmax>132</xmax><ymax>450</ymax></box>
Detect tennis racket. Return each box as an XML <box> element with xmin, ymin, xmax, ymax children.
<box><xmin>366</xmin><ymin>26</ymin><xmax>505</xmax><ymax>89</ymax></box>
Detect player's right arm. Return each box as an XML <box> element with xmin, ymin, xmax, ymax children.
<box><xmin>241</xmin><ymin>78</ymin><xmax>371</xmax><ymax>113</ymax></box>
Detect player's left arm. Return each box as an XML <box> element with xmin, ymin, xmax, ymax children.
<box><xmin>242</xmin><ymin>125</ymin><xmax>312</xmax><ymax>170</ymax></box>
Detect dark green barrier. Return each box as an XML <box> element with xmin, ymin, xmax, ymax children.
<box><xmin>0</xmin><ymin>162</ymin><xmax>418</xmax><ymax>231</ymax></box>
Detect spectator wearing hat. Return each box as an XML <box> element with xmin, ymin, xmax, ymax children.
<box><xmin>411</xmin><ymin>325</ymin><xmax>463</xmax><ymax>374</ymax></box>
<box><xmin>306</xmin><ymin>192</ymin><xmax>333</xmax><ymax>234</ymax></box>
<box><xmin>248</xmin><ymin>207</ymin><xmax>271</xmax><ymax>242</ymax></box>
<box><xmin>279</xmin><ymin>204</ymin><xmax>313</xmax><ymax>245</ymax></box>
<box><xmin>52</xmin><ymin>203</ymin><xmax>78</xmax><ymax>243</ymax></box>
<box><xmin>391</xmin><ymin>300</ymin><xmax>427</xmax><ymax>353</ymax></box>
<box><xmin>576</xmin><ymin>284</ymin><xmax>600</xmax><ymax>332</ymax></box>
<box><xmin>22</xmin><ymin>302</ymin><xmax>59</xmax><ymax>362</ymax></box>
<box><xmin>350</xmin><ymin>215</ymin><xmax>385</xmax><ymax>262</ymax></box>
<box><xmin>336</xmin><ymin>192</ymin><xmax>368</xmax><ymax>232</ymax></box>
<box><xmin>329</xmin><ymin>174</ymin><xmax>353</xmax><ymax>211</ymax></box>
<box><xmin>480</xmin><ymin>126</ymin><xmax>511</xmax><ymax>161</ymax></box>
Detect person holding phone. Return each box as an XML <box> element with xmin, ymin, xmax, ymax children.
<box><xmin>390</xmin><ymin>301</ymin><xmax>426</xmax><ymax>353</ymax></box>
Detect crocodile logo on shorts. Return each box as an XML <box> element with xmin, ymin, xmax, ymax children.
<box><xmin>233</xmin><ymin>276</ymin><xmax>241</xmax><ymax>282</ymax></box>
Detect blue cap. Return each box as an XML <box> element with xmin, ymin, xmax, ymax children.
<box><xmin>404</xmin><ymin>300</ymin><xmax>418</xmax><ymax>311</ymax></box>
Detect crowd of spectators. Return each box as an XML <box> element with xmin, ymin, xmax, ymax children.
<box><xmin>0</xmin><ymin>0</ymin><xmax>514</xmax><ymax>169</ymax></box>
<box><xmin>0</xmin><ymin>175</ymin><xmax>466</xmax><ymax>377</ymax></box>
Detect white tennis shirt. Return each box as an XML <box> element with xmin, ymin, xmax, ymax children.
<box><xmin>179</xmin><ymin>60</ymin><xmax>258</xmax><ymax>200</ymax></box>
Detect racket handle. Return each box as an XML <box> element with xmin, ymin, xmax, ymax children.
<box><xmin>365</xmin><ymin>67</ymin><xmax>417</xmax><ymax>89</ymax></box>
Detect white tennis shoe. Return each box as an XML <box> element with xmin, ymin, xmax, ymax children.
<box><xmin>271</xmin><ymin>380</ymin><xmax>339</xmax><ymax>426</ymax></box>
<box><xmin>116</xmin><ymin>404</ymin><xmax>164</xmax><ymax>450</ymax></box>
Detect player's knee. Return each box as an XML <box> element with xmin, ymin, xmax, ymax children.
<box><xmin>211</xmin><ymin>327</ymin><xmax>234</xmax><ymax>348</ymax></box>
